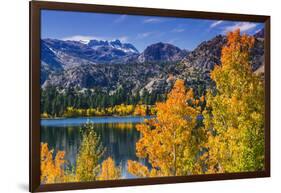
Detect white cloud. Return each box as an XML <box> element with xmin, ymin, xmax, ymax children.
<box><xmin>223</xmin><ymin>22</ymin><xmax>257</xmax><ymax>33</ymax></box>
<box><xmin>210</xmin><ymin>20</ymin><xmax>223</xmax><ymax>28</ymax></box>
<box><xmin>143</xmin><ymin>18</ymin><xmax>162</xmax><ymax>24</ymax></box>
<box><xmin>136</xmin><ymin>32</ymin><xmax>154</xmax><ymax>39</ymax></box>
<box><xmin>62</xmin><ymin>35</ymin><xmax>101</xmax><ymax>42</ymax></box>
<box><xmin>172</xmin><ymin>28</ymin><xmax>185</xmax><ymax>33</ymax></box>
<box><xmin>118</xmin><ymin>36</ymin><xmax>129</xmax><ymax>42</ymax></box>
<box><xmin>114</xmin><ymin>15</ymin><xmax>127</xmax><ymax>23</ymax></box>
<box><xmin>255</xmin><ymin>28</ymin><xmax>262</xmax><ymax>34</ymax></box>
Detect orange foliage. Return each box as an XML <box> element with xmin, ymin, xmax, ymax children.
<box><xmin>127</xmin><ymin>160</ymin><xmax>150</xmax><ymax>177</ymax></box>
<box><xmin>128</xmin><ymin>80</ymin><xmax>201</xmax><ymax>177</ymax></box>
<box><xmin>203</xmin><ymin>29</ymin><xmax>265</xmax><ymax>173</ymax></box>
<box><xmin>98</xmin><ymin>157</ymin><xmax>121</xmax><ymax>180</ymax></box>
<box><xmin>40</xmin><ymin>143</ymin><xmax>65</xmax><ymax>184</ymax></box>
<box><xmin>133</xmin><ymin>104</ymin><xmax>147</xmax><ymax>116</ymax></box>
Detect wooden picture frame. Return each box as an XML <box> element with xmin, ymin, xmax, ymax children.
<box><xmin>30</xmin><ymin>1</ymin><xmax>270</xmax><ymax>192</ymax></box>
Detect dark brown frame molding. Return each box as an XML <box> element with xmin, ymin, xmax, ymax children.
<box><xmin>29</xmin><ymin>1</ymin><xmax>270</xmax><ymax>192</ymax></box>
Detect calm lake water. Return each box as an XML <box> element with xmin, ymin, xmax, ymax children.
<box><xmin>41</xmin><ymin>116</ymin><xmax>151</xmax><ymax>179</ymax></box>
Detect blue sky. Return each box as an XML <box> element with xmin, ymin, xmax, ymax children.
<box><xmin>41</xmin><ymin>10</ymin><xmax>264</xmax><ymax>52</ymax></box>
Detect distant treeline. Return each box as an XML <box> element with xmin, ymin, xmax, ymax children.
<box><xmin>41</xmin><ymin>104</ymin><xmax>156</xmax><ymax>118</ymax></box>
<box><xmin>41</xmin><ymin>86</ymin><xmax>166</xmax><ymax>117</ymax></box>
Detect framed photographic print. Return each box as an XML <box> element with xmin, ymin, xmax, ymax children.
<box><xmin>29</xmin><ymin>1</ymin><xmax>270</xmax><ymax>192</ymax></box>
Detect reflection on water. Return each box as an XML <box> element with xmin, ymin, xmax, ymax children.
<box><xmin>41</xmin><ymin>116</ymin><xmax>151</xmax><ymax>127</ymax></box>
<box><xmin>41</xmin><ymin>116</ymin><xmax>150</xmax><ymax>178</ymax></box>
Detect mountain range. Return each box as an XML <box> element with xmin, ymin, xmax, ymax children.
<box><xmin>41</xmin><ymin>30</ymin><xmax>264</xmax><ymax>96</ymax></box>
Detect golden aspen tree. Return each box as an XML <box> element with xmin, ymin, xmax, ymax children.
<box><xmin>133</xmin><ymin>104</ymin><xmax>147</xmax><ymax>116</ymax></box>
<box><xmin>127</xmin><ymin>160</ymin><xmax>162</xmax><ymax>177</ymax></box>
<box><xmin>40</xmin><ymin>143</ymin><xmax>66</xmax><ymax>184</ymax></box>
<box><xmin>98</xmin><ymin>157</ymin><xmax>121</xmax><ymax>180</ymax></box>
<box><xmin>128</xmin><ymin>80</ymin><xmax>201</xmax><ymax>177</ymax></box>
<box><xmin>203</xmin><ymin>29</ymin><xmax>265</xmax><ymax>173</ymax></box>
<box><xmin>75</xmin><ymin>124</ymin><xmax>105</xmax><ymax>182</ymax></box>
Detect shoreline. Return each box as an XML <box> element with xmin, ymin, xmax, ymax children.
<box><xmin>41</xmin><ymin>115</ymin><xmax>152</xmax><ymax>120</ymax></box>
<box><xmin>40</xmin><ymin>115</ymin><xmax>153</xmax><ymax>127</ymax></box>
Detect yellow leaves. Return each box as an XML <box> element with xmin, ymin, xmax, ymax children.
<box><xmin>98</xmin><ymin>157</ymin><xmax>121</xmax><ymax>181</ymax></box>
<box><xmin>204</xmin><ymin>29</ymin><xmax>265</xmax><ymax>173</ymax></box>
<box><xmin>210</xmin><ymin>29</ymin><xmax>256</xmax><ymax>98</ymax></box>
<box><xmin>40</xmin><ymin>143</ymin><xmax>66</xmax><ymax>184</ymax></box>
<box><xmin>221</xmin><ymin>29</ymin><xmax>254</xmax><ymax>75</ymax></box>
<box><xmin>75</xmin><ymin>124</ymin><xmax>105</xmax><ymax>182</ymax></box>
<box><xmin>127</xmin><ymin>160</ymin><xmax>150</xmax><ymax>177</ymax></box>
<box><xmin>133</xmin><ymin>104</ymin><xmax>147</xmax><ymax>116</ymax></box>
<box><xmin>41</xmin><ymin>29</ymin><xmax>265</xmax><ymax>181</ymax></box>
<box><xmin>111</xmin><ymin>122</ymin><xmax>134</xmax><ymax>130</ymax></box>
<box><xmin>250</xmin><ymin>112</ymin><xmax>262</xmax><ymax>122</ymax></box>
<box><xmin>41</xmin><ymin>126</ymin><xmax>124</xmax><ymax>184</ymax></box>
<box><xmin>62</xmin><ymin>104</ymin><xmax>154</xmax><ymax>117</ymax></box>
<box><xmin>225</xmin><ymin>29</ymin><xmax>254</xmax><ymax>51</ymax></box>
<box><xmin>41</xmin><ymin>112</ymin><xmax>50</xmax><ymax>118</ymax></box>
<box><xmin>128</xmin><ymin>79</ymin><xmax>201</xmax><ymax>177</ymax></box>
<box><xmin>114</xmin><ymin>104</ymin><xmax>134</xmax><ymax>116</ymax></box>
<box><xmin>230</xmin><ymin>96</ymin><xmax>238</xmax><ymax>106</ymax></box>
<box><xmin>200</xmin><ymin>95</ymin><xmax>205</xmax><ymax>103</ymax></box>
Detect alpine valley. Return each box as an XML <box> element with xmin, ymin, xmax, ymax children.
<box><xmin>40</xmin><ymin>29</ymin><xmax>265</xmax><ymax>116</ymax></box>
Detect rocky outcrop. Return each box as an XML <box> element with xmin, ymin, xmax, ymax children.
<box><xmin>41</xmin><ymin>29</ymin><xmax>265</xmax><ymax>96</ymax></box>
<box><xmin>138</xmin><ymin>42</ymin><xmax>185</xmax><ymax>63</ymax></box>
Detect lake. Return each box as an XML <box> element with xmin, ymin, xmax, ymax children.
<box><xmin>41</xmin><ymin>116</ymin><xmax>151</xmax><ymax>179</ymax></box>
